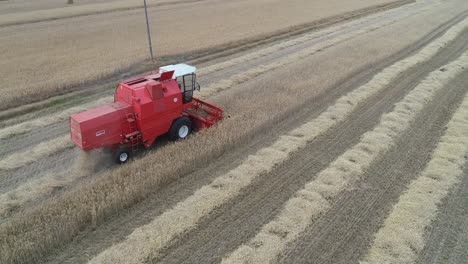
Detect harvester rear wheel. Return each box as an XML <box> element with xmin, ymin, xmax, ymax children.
<box><xmin>114</xmin><ymin>147</ymin><xmax>130</xmax><ymax>164</ymax></box>
<box><xmin>169</xmin><ymin>117</ymin><xmax>192</xmax><ymax>140</ymax></box>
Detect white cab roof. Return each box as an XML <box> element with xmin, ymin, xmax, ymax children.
<box><xmin>159</xmin><ymin>64</ymin><xmax>196</xmax><ymax>78</ymax></box>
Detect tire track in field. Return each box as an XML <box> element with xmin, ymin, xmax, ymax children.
<box><xmin>280</xmin><ymin>67</ymin><xmax>468</xmax><ymax>264</ymax></box>
<box><xmin>361</xmin><ymin>73</ymin><xmax>468</xmax><ymax>264</ymax></box>
<box><xmin>86</xmin><ymin>19</ymin><xmax>468</xmax><ymax>264</ymax></box>
<box><xmin>222</xmin><ymin>50</ymin><xmax>468</xmax><ymax>264</ymax></box>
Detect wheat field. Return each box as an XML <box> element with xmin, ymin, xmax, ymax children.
<box><xmin>2</xmin><ymin>0</ymin><xmax>468</xmax><ymax>263</ymax></box>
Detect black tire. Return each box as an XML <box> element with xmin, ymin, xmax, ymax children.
<box><xmin>169</xmin><ymin>117</ymin><xmax>192</xmax><ymax>141</ymax></box>
<box><xmin>114</xmin><ymin>147</ymin><xmax>130</xmax><ymax>164</ymax></box>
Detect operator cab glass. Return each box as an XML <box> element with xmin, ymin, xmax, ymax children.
<box><xmin>160</xmin><ymin>64</ymin><xmax>200</xmax><ymax>104</ymax></box>
<box><xmin>176</xmin><ymin>73</ymin><xmax>200</xmax><ymax>104</ymax></box>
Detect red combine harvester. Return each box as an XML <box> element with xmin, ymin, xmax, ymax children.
<box><xmin>70</xmin><ymin>64</ymin><xmax>223</xmax><ymax>164</ymax></box>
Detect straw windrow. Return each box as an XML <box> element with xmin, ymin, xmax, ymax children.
<box><xmin>89</xmin><ymin>19</ymin><xmax>468</xmax><ymax>264</ymax></box>
<box><xmin>361</xmin><ymin>78</ymin><xmax>468</xmax><ymax>264</ymax></box>
<box><xmin>222</xmin><ymin>50</ymin><xmax>468</xmax><ymax>264</ymax></box>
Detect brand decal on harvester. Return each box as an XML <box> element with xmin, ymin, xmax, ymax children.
<box><xmin>96</xmin><ymin>130</ymin><xmax>105</xmax><ymax>137</ymax></box>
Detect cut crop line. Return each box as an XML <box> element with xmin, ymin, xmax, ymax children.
<box><xmin>87</xmin><ymin>18</ymin><xmax>468</xmax><ymax>264</ymax></box>
<box><xmin>222</xmin><ymin>50</ymin><xmax>468</xmax><ymax>264</ymax></box>
<box><xmin>361</xmin><ymin>81</ymin><xmax>468</xmax><ymax>264</ymax></box>
<box><xmin>0</xmin><ymin>135</ymin><xmax>72</xmax><ymax>171</ymax></box>
<box><xmin>198</xmin><ymin>2</ymin><xmax>429</xmax><ymax>99</ymax></box>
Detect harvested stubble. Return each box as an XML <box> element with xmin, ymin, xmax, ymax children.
<box><xmin>222</xmin><ymin>51</ymin><xmax>468</xmax><ymax>264</ymax></box>
<box><xmin>87</xmin><ymin>23</ymin><xmax>468</xmax><ymax>264</ymax></box>
<box><xmin>0</xmin><ymin>0</ymin><xmax>189</xmax><ymax>26</ymax></box>
<box><xmin>0</xmin><ymin>97</ymin><xmax>112</xmax><ymax>140</ymax></box>
<box><xmin>0</xmin><ymin>135</ymin><xmax>72</xmax><ymax>170</ymax></box>
<box><xmin>197</xmin><ymin>3</ymin><xmax>412</xmax><ymax>77</ymax></box>
<box><xmin>198</xmin><ymin>5</ymin><xmax>423</xmax><ymax>99</ymax></box>
<box><xmin>0</xmin><ymin>150</ymin><xmax>101</xmax><ymax>218</ymax></box>
<box><xmin>361</xmin><ymin>82</ymin><xmax>468</xmax><ymax>264</ymax></box>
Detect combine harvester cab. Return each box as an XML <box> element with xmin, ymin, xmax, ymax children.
<box><xmin>70</xmin><ymin>64</ymin><xmax>223</xmax><ymax>164</ymax></box>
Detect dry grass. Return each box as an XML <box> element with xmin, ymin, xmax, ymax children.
<box><xmin>0</xmin><ymin>9</ymin><xmax>462</xmax><ymax>263</ymax></box>
<box><xmin>361</xmin><ymin>83</ymin><xmax>468</xmax><ymax>264</ymax></box>
<box><xmin>87</xmin><ymin>26</ymin><xmax>468</xmax><ymax>263</ymax></box>
<box><xmin>0</xmin><ymin>0</ymin><xmax>396</xmax><ymax>108</ymax></box>
<box><xmin>222</xmin><ymin>51</ymin><xmax>468</xmax><ymax>264</ymax></box>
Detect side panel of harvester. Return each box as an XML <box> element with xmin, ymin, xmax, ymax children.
<box><xmin>70</xmin><ymin>102</ymin><xmax>132</xmax><ymax>151</ymax></box>
<box><xmin>114</xmin><ymin>76</ymin><xmax>185</xmax><ymax>148</ymax></box>
<box><xmin>139</xmin><ymin>81</ymin><xmax>184</xmax><ymax>147</ymax></box>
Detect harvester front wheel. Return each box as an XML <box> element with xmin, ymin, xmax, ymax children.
<box><xmin>169</xmin><ymin>117</ymin><xmax>192</xmax><ymax>140</ymax></box>
<box><xmin>114</xmin><ymin>147</ymin><xmax>130</xmax><ymax>164</ymax></box>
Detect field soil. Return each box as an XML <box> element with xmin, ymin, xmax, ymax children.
<box><xmin>1</xmin><ymin>0</ymin><xmax>468</xmax><ymax>263</ymax></box>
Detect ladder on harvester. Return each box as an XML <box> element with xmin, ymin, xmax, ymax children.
<box><xmin>125</xmin><ymin>113</ymin><xmax>141</xmax><ymax>152</ymax></box>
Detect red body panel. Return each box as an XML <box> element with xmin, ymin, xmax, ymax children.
<box><xmin>70</xmin><ymin>71</ymin><xmax>223</xmax><ymax>152</ymax></box>
<box><xmin>70</xmin><ymin>102</ymin><xmax>132</xmax><ymax>151</ymax></box>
